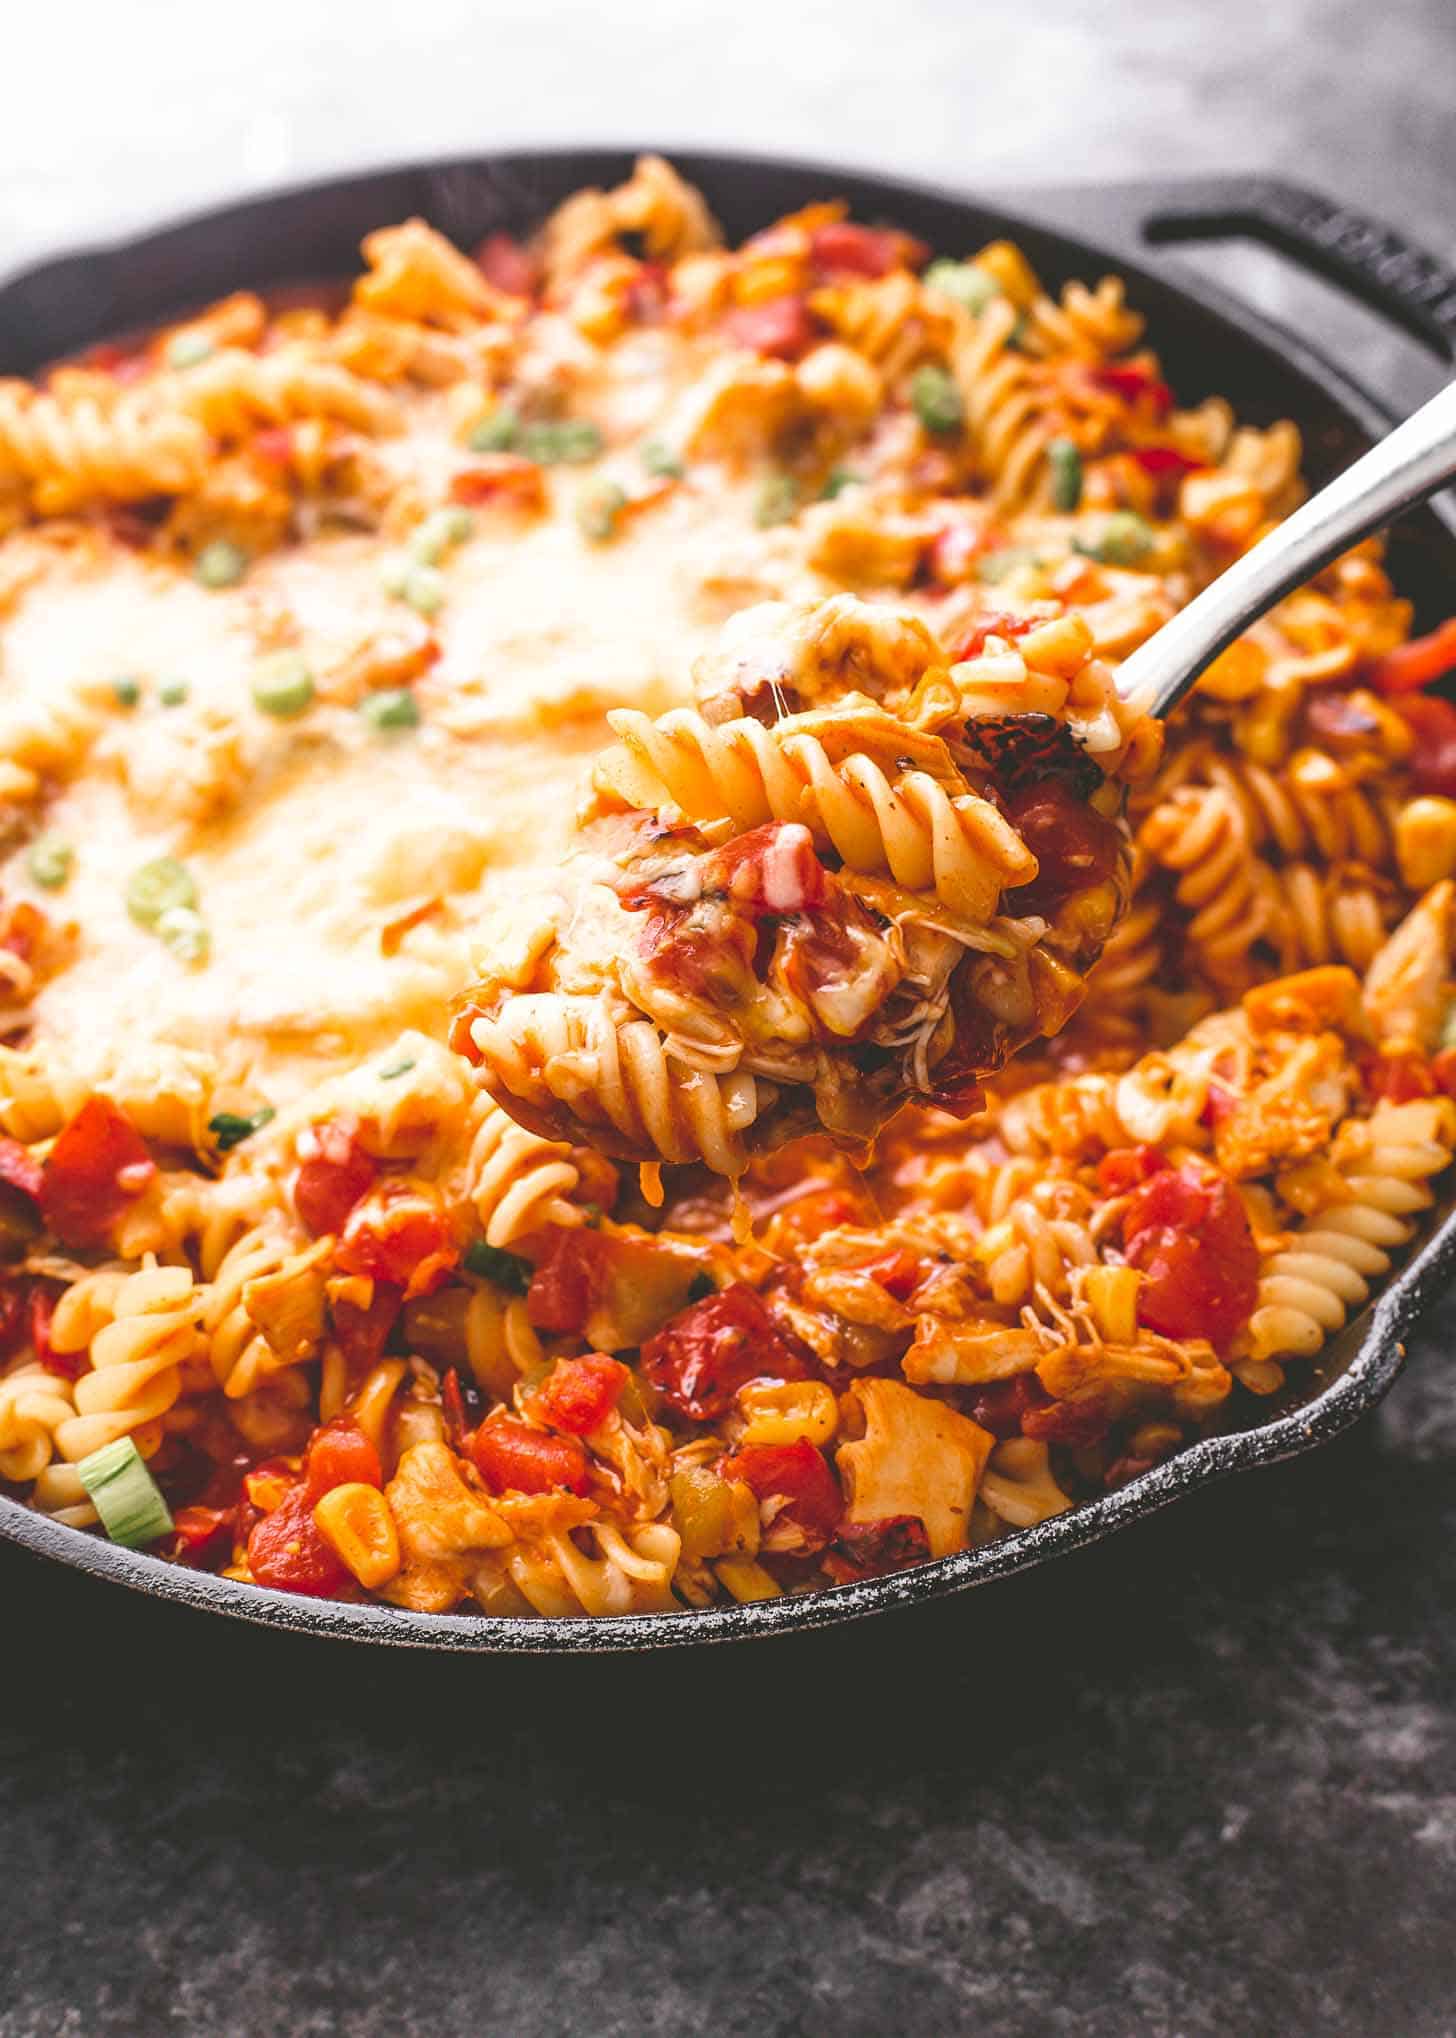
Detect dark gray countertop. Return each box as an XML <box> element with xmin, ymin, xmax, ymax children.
<box><xmin>4</xmin><ymin>3</ymin><xmax>1456</xmax><ymax>2031</ymax></box>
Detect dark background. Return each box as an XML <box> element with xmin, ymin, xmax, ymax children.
<box><xmin>5</xmin><ymin>2</ymin><xmax>1456</xmax><ymax>2031</ymax></box>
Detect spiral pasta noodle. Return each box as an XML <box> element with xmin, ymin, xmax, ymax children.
<box><xmin>52</xmin><ymin>1261</ymin><xmax>202</xmax><ymax>1465</ymax></box>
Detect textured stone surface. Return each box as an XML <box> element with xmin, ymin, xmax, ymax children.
<box><xmin>4</xmin><ymin>3</ymin><xmax>1456</xmax><ymax>2031</ymax></box>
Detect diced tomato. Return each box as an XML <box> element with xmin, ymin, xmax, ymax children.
<box><xmin>474</xmin><ymin>230</ymin><xmax>541</xmax><ymax>298</ymax></box>
<box><xmin>1433</xmin><ymin>1047</ymin><xmax>1456</xmax><ymax>1099</ymax></box>
<box><xmin>724</xmin><ymin>294</ymin><xmax>819</xmax><ymax>360</ymax></box>
<box><xmin>1122</xmin><ymin>1163</ymin><xmax>1259</xmax><ymax>1347</ymax></box>
<box><xmin>292</xmin><ymin>1119</ymin><xmax>377</xmax><ymax>1236</ymax></box>
<box><xmin>928</xmin><ymin>509</ymin><xmax>1001</xmax><ymax>586</ymax></box>
<box><xmin>964</xmin><ymin>1373</ymin><xmax>1050</xmax><ymax>1439</ymax></box>
<box><xmin>0</xmin><ymin>1137</ymin><xmax>43</xmax><ymax>1205</ymax></box>
<box><xmin>38</xmin><ymin>1097</ymin><xmax>155</xmax><ymax>1248</ymax></box>
<box><xmin>708</xmin><ymin>822</ymin><xmax>829</xmax><ymax>917</ymax></box>
<box><xmin>1091</xmin><ymin>360</ymin><xmax>1172</xmax><ymax>414</ymax></box>
<box><xmin>246</xmin><ymin>1487</ymin><xmax>349</xmax><ymax>1597</ymax></box>
<box><xmin>810</xmin><ymin>222</ymin><xmax>926</xmax><ymax>278</ymax></box>
<box><xmin>1393</xmin><ymin>692</ymin><xmax>1456</xmax><ymax>800</ymax></box>
<box><xmin>861</xmin><ymin>1248</ymin><xmax>924</xmax><ymax>1301</ymax></box>
<box><xmin>1003</xmin><ymin>779</ymin><xmax>1122</xmax><ymax>916</ymax></box>
<box><xmin>1</xmin><ymin>900</ymin><xmax>48</xmax><ymax>966</ymax></box>
<box><xmin>336</xmin><ymin>1188</ymin><xmax>458</xmax><ymax>1300</ymax></box>
<box><xmin>1128</xmin><ymin>444</ymin><xmax>1204</xmax><ymax>477</ymax></box>
<box><xmin>450</xmin><ymin>454</ymin><xmax>548</xmax><ymax>511</ymax></box>
<box><xmin>1021</xmin><ymin>1394</ymin><xmax>1113</xmax><ymax>1447</ymax></box>
<box><xmin>79</xmin><ymin>339</ymin><xmax>150</xmax><ymax>382</ymax></box>
<box><xmin>1096</xmin><ymin>1145</ymin><xmax>1167</xmax><ymax>1196</ymax></box>
<box><xmin>718</xmin><ymin>1439</ymin><xmax>842</xmax><ymax>1553</ymax></box>
<box><xmin>332</xmin><ymin>1283</ymin><xmax>402</xmax><ymax>1370</ymax></box>
<box><xmin>527</xmin><ymin>1226</ymin><xmax>602</xmax><ymax>1333</ymax></box>
<box><xmin>640</xmin><ymin>1283</ymin><xmax>813</xmax><ymax>1422</ymax></box>
<box><xmin>1369</xmin><ymin>617</ymin><xmax>1456</xmax><ymax>694</ymax></box>
<box><xmin>170</xmin><ymin>1504</ymin><xmax>236</xmax><ymax>1569</ymax></box>
<box><xmin>822</xmin><ymin>1514</ymin><xmax>931</xmax><ymax>1583</ymax></box>
<box><xmin>303</xmin><ymin>1417</ymin><xmax>383</xmax><ymax>1501</ymax></box>
<box><xmin>525</xmin><ymin>1353</ymin><xmax>629</xmax><ymax>1436</ymax></box>
<box><xmin>29</xmin><ymin>1286</ymin><xmax>74</xmax><ymax>1379</ymax></box>
<box><xmin>1359</xmin><ymin>1049</ymin><xmax>1435</xmax><ymax>1104</ymax></box>
<box><xmin>469</xmin><ymin>1417</ymin><xmax>590</xmax><ymax>1497</ymax></box>
<box><xmin>624</xmin><ymin>262</ymin><xmax>670</xmax><ymax>323</ymax></box>
<box><xmin>252</xmin><ymin>425</ymin><xmax>295</xmax><ymax>466</ymax></box>
<box><xmin>948</xmin><ymin>606</ymin><xmax>1050</xmax><ymax>661</ymax></box>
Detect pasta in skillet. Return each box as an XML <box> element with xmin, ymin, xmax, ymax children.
<box><xmin>2</xmin><ymin>156</ymin><xmax>1456</xmax><ymax>1617</ymax></box>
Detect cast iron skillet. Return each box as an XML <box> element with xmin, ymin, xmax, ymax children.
<box><xmin>3</xmin><ymin>149</ymin><xmax>1455</xmax><ymax>1652</ymax></box>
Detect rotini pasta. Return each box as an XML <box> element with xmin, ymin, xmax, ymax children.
<box><xmin>0</xmin><ymin>161</ymin><xmax>1451</xmax><ymax>1626</ymax></box>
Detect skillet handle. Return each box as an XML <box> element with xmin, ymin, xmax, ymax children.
<box><xmin>1137</xmin><ymin>176</ymin><xmax>1456</xmax><ymax>364</ymax></box>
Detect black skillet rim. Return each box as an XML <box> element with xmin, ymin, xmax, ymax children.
<box><xmin>0</xmin><ymin>144</ymin><xmax>1449</xmax><ymax>1652</ymax></box>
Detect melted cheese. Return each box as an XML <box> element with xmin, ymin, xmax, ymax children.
<box><xmin>0</xmin><ymin>406</ymin><xmax>809</xmax><ymax>1108</ymax></box>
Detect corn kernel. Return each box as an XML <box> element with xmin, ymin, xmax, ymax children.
<box><xmin>795</xmin><ymin>343</ymin><xmax>882</xmax><ymax>421</ymax></box>
<box><xmin>715</xmin><ymin>1557</ymin><xmax>781</xmax><ymax>1602</ymax></box>
<box><xmin>736</xmin><ymin>1378</ymin><xmax>839</xmax><ymax>1448</ymax></box>
<box><xmin>1084</xmin><ymin>1264</ymin><xmax>1141</xmax><ymax>1344</ymax></box>
<box><xmin>313</xmin><ymin>1481</ymin><xmax>402</xmax><ymax>1588</ymax></box>
<box><xmin>1396</xmin><ymin>796</ymin><xmax>1456</xmax><ymax>890</ymax></box>
<box><xmin>972</xmin><ymin>239</ymin><xmax>1040</xmax><ymax>308</ymax></box>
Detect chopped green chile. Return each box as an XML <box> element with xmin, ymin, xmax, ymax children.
<box><xmin>194</xmin><ymin>540</ymin><xmax>248</xmax><ymax>589</ymax></box>
<box><xmin>640</xmin><ymin>438</ymin><xmax>684</xmax><ymax>479</ymax></box>
<box><xmin>1047</xmin><ymin>436</ymin><xmax>1084</xmax><ymax>512</ymax></box>
<box><xmin>251</xmin><ymin>654</ymin><xmax>315</xmax><ymax>719</ymax></box>
<box><xmin>76</xmin><ymin>1437</ymin><xmax>174</xmax><ymax>1548</ymax></box>
<box><xmin>111</xmin><ymin>676</ymin><xmax>141</xmax><ymax>709</ymax></box>
<box><xmin>359</xmin><ymin>687</ymin><xmax>421</xmax><ymax>732</ymax></box>
<box><xmin>1076</xmin><ymin>511</ymin><xmax>1154</xmax><ymax>566</ymax></box>
<box><xmin>577</xmin><ymin>482</ymin><xmax>627</xmax><ymax>543</ymax></box>
<box><xmin>27</xmin><ymin>835</ymin><xmax>73</xmax><ymax>890</ymax></box>
<box><xmin>126</xmin><ymin>856</ymin><xmax>198</xmax><ymax>929</ymax></box>
<box><xmin>158</xmin><ymin>679</ymin><xmax>189</xmax><ymax>707</ymax></box>
<box><xmin>410</xmin><ymin>507</ymin><xmax>475</xmax><ymax>565</ymax></box>
<box><xmin>469</xmin><ymin>408</ymin><xmax>521</xmax><ymax>453</ymax></box>
<box><xmin>754</xmin><ymin>472</ymin><xmax>800</xmax><ymax>528</ymax></box>
<box><xmin>208</xmin><ymin>1106</ymin><xmax>276</xmax><ymax>1151</ymax></box>
<box><xmin>403</xmin><ymin>565</ymin><xmax>445</xmax><ymax>616</ymax></box>
<box><xmin>523</xmin><ymin>419</ymin><xmax>604</xmax><ymax>466</ymax></box>
<box><xmin>377</xmin><ymin>1057</ymin><xmax>417</xmax><ymax>1080</ymax></box>
<box><xmin>909</xmin><ymin>364</ymin><xmax>964</xmax><ymax>437</ymax></box>
<box><xmin>464</xmin><ymin>1240</ymin><xmax>533</xmax><ymax>1293</ymax></box>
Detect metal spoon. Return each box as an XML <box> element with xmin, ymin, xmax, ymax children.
<box><xmin>1117</xmin><ymin>378</ymin><xmax>1456</xmax><ymax>719</ymax></box>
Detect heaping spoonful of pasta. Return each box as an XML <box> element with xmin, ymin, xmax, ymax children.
<box><xmin>454</xmin><ymin>380</ymin><xmax>1456</xmax><ymax>1175</ymax></box>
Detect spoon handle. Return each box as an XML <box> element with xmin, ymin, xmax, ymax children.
<box><xmin>1117</xmin><ymin>378</ymin><xmax>1456</xmax><ymax>720</ymax></box>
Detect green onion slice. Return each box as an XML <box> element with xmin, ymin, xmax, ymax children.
<box><xmin>158</xmin><ymin>679</ymin><xmax>189</xmax><ymax>707</ymax></box>
<box><xmin>251</xmin><ymin>654</ymin><xmax>315</xmax><ymax>719</ymax></box>
<box><xmin>377</xmin><ymin>1057</ymin><xmax>416</xmax><ymax>1081</ymax></box>
<box><xmin>166</xmin><ymin>332</ymin><xmax>215</xmax><ymax>370</ymax></box>
<box><xmin>194</xmin><ymin>540</ymin><xmax>248</xmax><ymax>589</ymax></box>
<box><xmin>464</xmin><ymin>1240</ymin><xmax>533</xmax><ymax>1293</ymax></box>
<box><xmin>77</xmin><ymin>1436</ymin><xmax>174</xmax><ymax>1548</ymax></box>
<box><xmin>359</xmin><ymin>688</ymin><xmax>421</xmax><ymax>732</ymax></box>
<box><xmin>111</xmin><ymin>676</ymin><xmax>141</xmax><ymax>709</ymax></box>
<box><xmin>209</xmin><ymin>1106</ymin><xmax>276</xmax><ymax>1151</ymax></box>
<box><xmin>909</xmin><ymin>364</ymin><xmax>964</xmax><ymax>437</ymax></box>
<box><xmin>403</xmin><ymin>564</ymin><xmax>445</xmax><ymax>616</ymax></box>
<box><xmin>975</xmin><ymin>546</ymin><xmax>1044</xmax><ymax>585</ymax></box>
<box><xmin>127</xmin><ymin>857</ymin><xmax>198</xmax><ymax>929</ymax></box>
<box><xmin>921</xmin><ymin>259</ymin><xmax>1001</xmax><ymax>316</ymax></box>
<box><xmin>28</xmin><ymin>835</ymin><xmax>73</xmax><ymax>890</ymax></box>
<box><xmin>1047</xmin><ymin>437</ymin><xmax>1084</xmax><ymax>513</ymax></box>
